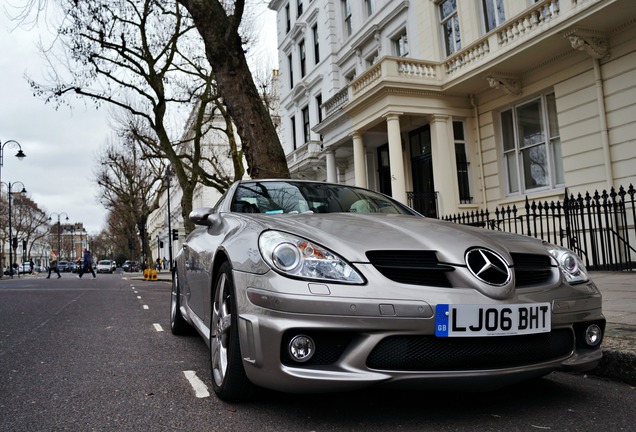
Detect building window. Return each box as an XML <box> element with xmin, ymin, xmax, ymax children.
<box><xmin>365</xmin><ymin>0</ymin><xmax>374</xmax><ymax>17</ymax></box>
<box><xmin>440</xmin><ymin>0</ymin><xmax>461</xmax><ymax>56</ymax></box>
<box><xmin>285</xmin><ymin>4</ymin><xmax>291</xmax><ymax>33</ymax></box>
<box><xmin>501</xmin><ymin>92</ymin><xmax>563</xmax><ymax>195</ymax></box>
<box><xmin>366</xmin><ymin>51</ymin><xmax>379</xmax><ymax>67</ymax></box>
<box><xmin>453</xmin><ymin>121</ymin><xmax>471</xmax><ymax>203</ymax></box>
<box><xmin>291</xmin><ymin>115</ymin><xmax>297</xmax><ymax>150</ymax></box>
<box><xmin>483</xmin><ymin>0</ymin><xmax>505</xmax><ymax>32</ymax></box>
<box><xmin>315</xmin><ymin>93</ymin><xmax>323</xmax><ymax>123</ymax></box>
<box><xmin>302</xmin><ymin>106</ymin><xmax>310</xmax><ymax>143</ymax></box>
<box><xmin>343</xmin><ymin>0</ymin><xmax>352</xmax><ymax>37</ymax></box>
<box><xmin>297</xmin><ymin>0</ymin><xmax>303</xmax><ymax>17</ymax></box>
<box><xmin>393</xmin><ymin>31</ymin><xmax>409</xmax><ymax>57</ymax></box>
<box><xmin>312</xmin><ymin>24</ymin><xmax>320</xmax><ymax>64</ymax></box>
<box><xmin>288</xmin><ymin>53</ymin><xmax>294</xmax><ymax>88</ymax></box>
<box><xmin>299</xmin><ymin>40</ymin><xmax>306</xmax><ymax>77</ymax></box>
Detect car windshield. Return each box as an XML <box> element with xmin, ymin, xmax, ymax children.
<box><xmin>230</xmin><ymin>181</ymin><xmax>415</xmax><ymax>215</ymax></box>
<box><xmin>99</xmin><ymin>260</ymin><xmax>111</xmax><ymax>265</ymax></box>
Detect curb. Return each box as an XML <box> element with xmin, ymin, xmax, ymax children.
<box><xmin>591</xmin><ymin>334</ymin><xmax>636</xmax><ymax>386</ymax></box>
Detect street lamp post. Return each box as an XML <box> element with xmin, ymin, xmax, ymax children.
<box><xmin>2</xmin><ymin>181</ymin><xmax>27</xmax><ymax>278</ymax></box>
<box><xmin>0</xmin><ymin>139</ymin><xmax>27</xmax><ymax>188</ymax></box>
<box><xmin>49</xmin><ymin>212</ymin><xmax>69</xmax><ymax>260</ymax></box>
<box><xmin>0</xmin><ymin>139</ymin><xmax>26</xmax><ymax>272</ymax></box>
<box><xmin>164</xmin><ymin>167</ymin><xmax>173</xmax><ymax>271</ymax></box>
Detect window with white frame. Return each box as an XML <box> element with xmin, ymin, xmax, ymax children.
<box><xmin>393</xmin><ymin>31</ymin><xmax>409</xmax><ymax>57</ymax></box>
<box><xmin>439</xmin><ymin>0</ymin><xmax>461</xmax><ymax>56</ymax></box>
<box><xmin>302</xmin><ymin>106</ymin><xmax>310</xmax><ymax>143</ymax></box>
<box><xmin>315</xmin><ymin>93</ymin><xmax>323</xmax><ymax>123</ymax></box>
<box><xmin>285</xmin><ymin>4</ymin><xmax>291</xmax><ymax>33</ymax></box>
<box><xmin>297</xmin><ymin>0</ymin><xmax>303</xmax><ymax>17</ymax></box>
<box><xmin>483</xmin><ymin>0</ymin><xmax>505</xmax><ymax>32</ymax></box>
<box><xmin>299</xmin><ymin>40</ymin><xmax>306</xmax><ymax>77</ymax></box>
<box><xmin>365</xmin><ymin>0</ymin><xmax>374</xmax><ymax>17</ymax></box>
<box><xmin>366</xmin><ymin>50</ymin><xmax>379</xmax><ymax>67</ymax></box>
<box><xmin>453</xmin><ymin>121</ymin><xmax>472</xmax><ymax>203</ymax></box>
<box><xmin>343</xmin><ymin>0</ymin><xmax>352</xmax><ymax>37</ymax></box>
<box><xmin>291</xmin><ymin>115</ymin><xmax>297</xmax><ymax>150</ymax></box>
<box><xmin>288</xmin><ymin>53</ymin><xmax>294</xmax><ymax>88</ymax></box>
<box><xmin>501</xmin><ymin>92</ymin><xmax>564</xmax><ymax>195</ymax></box>
<box><xmin>312</xmin><ymin>24</ymin><xmax>320</xmax><ymax>64</ymax></box>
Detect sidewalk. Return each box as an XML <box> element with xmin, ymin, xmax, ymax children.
<box><xmin>587</xmin><ymin>271</ymin><xmax>636</xmax><ymax>385</ymax></box>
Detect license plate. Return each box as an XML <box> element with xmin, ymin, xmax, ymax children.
<box><xmin>435</xmin><ymin>303</ymin><xmax>551</xmax><ymax>337</ymax></box>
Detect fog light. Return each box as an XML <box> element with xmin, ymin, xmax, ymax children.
<box><xmin>585</xmin><ymin>324</ymin><xmax>602</xmax><ymax>346</ymax></box>
<box><xmin>289</xmin><ymin>335</ymin><xmax>315</xmax><ymax>363</ymax></box>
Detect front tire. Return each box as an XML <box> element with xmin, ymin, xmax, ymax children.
<box><xmin>170</xmin><ymin>268</ymin><xmax>192</xmax><ymax>335</ymax></box>
<box><xmin>210</xmin><ymin>262</ymin><xmax>254</xmax><ymax>402</ymax></box>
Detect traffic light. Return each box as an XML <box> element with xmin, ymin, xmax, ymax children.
<box><xmin>159</xmin><ymin>241</ymin><xmax>164</xmax><ymax>248</ymax></box>
<box><xmin>12</xmin><ymin>237</ymin><xmax>17</xmax><ymax>249</ymax></box>
<box><xmin>172</xmin><ymin>229</ymin><xmax>178</xmax><ymax>240</ymax></box>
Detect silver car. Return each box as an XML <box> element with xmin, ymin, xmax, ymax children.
<box><xmin>171</xmin><ymin>180</ymin><xmax>605</xmax><ymax>401</ymax></box>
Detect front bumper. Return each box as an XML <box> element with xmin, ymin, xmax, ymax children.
<box><xmin>232</xmin><ymin>269</ymin><xmax>605</xmax><ymax>393</ymax></box>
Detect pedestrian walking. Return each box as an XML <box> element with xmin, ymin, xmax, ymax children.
<box><xmin>47</xmin><ymin>250</ymin><xmax>61</xmax><ymax>279</ymax></box>
<box><xmin>29</xmin><ymin>259</ymin><xmax>34</xmax><ymax>273</ymax></box>
<box><xmin>78</xmin><ymin>249</ymin><xmax>96</xmax><ymax>279</ymax></box>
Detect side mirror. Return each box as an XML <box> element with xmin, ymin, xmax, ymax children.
<box><xmin>189</xmin><ymin>208</ymin><xmax>218</xmax><ymax>226</ymax></box>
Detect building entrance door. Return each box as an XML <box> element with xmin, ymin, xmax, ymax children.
<box><xmin>410</xmin><ymin>125</ymin><xmax>437</xmax><ymax>217</ymax></box>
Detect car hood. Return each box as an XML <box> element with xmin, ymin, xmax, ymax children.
<box><xmin>247</xmin><ymin>213</ymin><xmax>549</xmax><ymax>265</ymax></box>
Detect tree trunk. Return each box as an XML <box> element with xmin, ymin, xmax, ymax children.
<box><xmin>177</xmin><ymin>0</ymin><xmax>290</xmax><ymax>179</ymax></box>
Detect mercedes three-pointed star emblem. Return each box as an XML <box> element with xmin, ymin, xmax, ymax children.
<box><xmin>465</xmin><ymin>248</ymin><xmax>511</xmax><ymax>286</ymax></box>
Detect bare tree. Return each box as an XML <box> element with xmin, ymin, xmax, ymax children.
<box><xmin>175</xmin><ymin>0</ymin><xmax>290</xmax><ymax>179</ymax></box>
<box><xmin>95</xmin><ymin>137</ymin><xmax>163</xmax><ymax>266</ymax></box>
<box><xmin>25</xmin><ymin>0</ymin><xmax>247</xmax><ymax>233</ymax></box>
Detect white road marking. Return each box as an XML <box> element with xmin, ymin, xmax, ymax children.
<box><xmin>137</xmin><ymin>296</ymin><xmax>142</xmax><ymax>299</ymax></box>
<box><xmin>143</xmin><ymin>305</ymin><xmax>149</xmax><ymax>310</ymax></box>
<box><xmin>183</xmin><ymin>371</ymin><xmax>210</xmax><ymax>398</ymax></box>
<box><xmin>153</xmin><ymin>323</ymin><xmax>164</xmax><ymax>332</ymax></box>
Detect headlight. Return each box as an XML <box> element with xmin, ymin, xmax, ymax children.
<box><xmin>545</xmin><ymin>243</ymin><xmax>589</xmax><ymax>284</ymax></box>
<box><xmin>259</xmin><ymin>230</ymin><xmax>365</xmax><ymax>284</ymax></box>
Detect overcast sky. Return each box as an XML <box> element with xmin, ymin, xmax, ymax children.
<box><xmin>0</xmin><ymin>3</ymin><xmax>277</xmax><ymax>235</ymax></box>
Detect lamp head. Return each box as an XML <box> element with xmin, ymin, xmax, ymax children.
<box><xmin>16</xmin><ymin>149</ymin><xmax>26</xmax><ymax>161</ymax></box>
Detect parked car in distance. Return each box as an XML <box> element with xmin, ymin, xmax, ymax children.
<box><xmin>123</xmin><ymin>260</ymin><xmax>139</xmax><ymax>272</ymax></box>
<box><xmin>171</xmin><ymin>179</ymin><xmax>606</xmax><ymax>402</ymax></box>
<box><xmin>96</xmin><ymin>260</ymin><xmax>114</xmax><ymax>273</ymax></box>
<box><xmin>57</xmin><ymin>261</ymin><xmax>70</xmax><ymax>272</ymax></box>
<box><xmin>18</xmin><ymin>262</ymin><xmax>33</xmax><ymax>274</ymax></box>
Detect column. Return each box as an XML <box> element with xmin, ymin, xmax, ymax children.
<box><xmin>352</xmin><ymin>131</ymin><xmax>367</xmax><ymax>188</ymax></box>
<box><xmin>385</xmin><ymin>113</ymin><xmax>407</xmax><ymax>204</ymax></box>
<box><xmin>325</xmin><ymin>150</ymin><xmax>337</xmax><ymax>183</ymax></box>
<box><xmin>429</xmin><ymin>114</ymin><xmax>458</xmax><ymax>215</ymax></box>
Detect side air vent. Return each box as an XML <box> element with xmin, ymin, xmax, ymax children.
<box><xmin>511</xmin><ymin>253</ymin><xmax>555</xmax><ymax>287</ymax></box>
<box><xmin>366</xmin><ymin>251</ymin><xmax>453</xmax><ymax>288</ymax></box>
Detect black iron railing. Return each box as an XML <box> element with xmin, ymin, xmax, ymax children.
<box><xmin>442</xmin><ymin>184</ymin><xmax>636</xmax><ymax>272</ymax></box>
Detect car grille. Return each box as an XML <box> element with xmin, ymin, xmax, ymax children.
<box><xmin>511</xmin><ymin>253</ymin><xmax>554</xmax><ymax>287</ymax></box>
<box><xmin>366</xmin><ymin>251</ymin><xmax>453</xmax><ymax>287</ymax></box>
<box><xmin>366</xmin><ymin>329</ymin><xmax>573</xmax><ymax>371</ymax></box>
<box><xmin>366</xmin><ymin>250</ymin><xmax>554</xmax><ymax>288</ymax></box>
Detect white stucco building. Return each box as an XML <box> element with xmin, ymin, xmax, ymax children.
<box><xmin>268</xmin><ymin>0</ymin><xmax>636</xmax><ymax>218</ymax></box>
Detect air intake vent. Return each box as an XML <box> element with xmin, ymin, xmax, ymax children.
<box><xmin>511</xmin><ymin>253</ymin><xmax>555</xmax><ymax>287</ymax></box>
<box><xmin>366</xmin><ymin>251</ymin><xmax>453</xmax><ymax>287</ymax></box>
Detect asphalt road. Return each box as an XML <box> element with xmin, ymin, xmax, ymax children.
<box><xmin>1</xmin><ymin>273</ymin><xmax>635</xmax><ymax>432</ymax></box>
